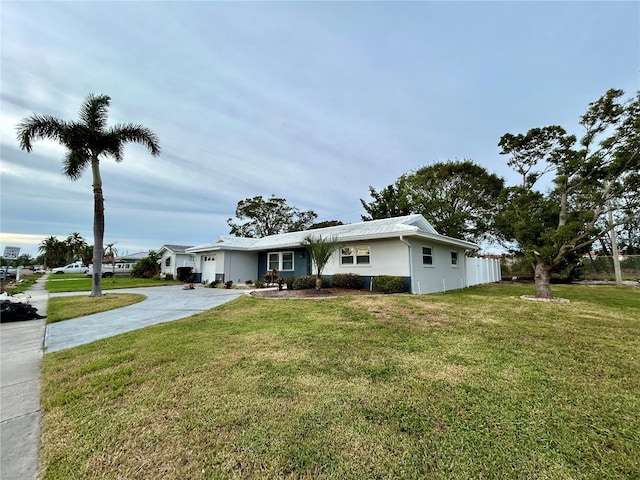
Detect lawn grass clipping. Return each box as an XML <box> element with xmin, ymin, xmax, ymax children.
<box><xmin>46</xmin><ymin>293</ymin><xmax>146</xmax><ymax>323</ymax></box>
<box><xmin>40</xmin><ymin>283</ymin><xmax>640</xmax><ymax>479</ymax></box>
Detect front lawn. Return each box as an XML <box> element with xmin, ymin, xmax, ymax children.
<box><xmin>40</xmin><ymin>283</ymin><xmax>640</xmax><ymax>479</ymax></box>
<box><xmin>46</xmin><ymin>274</ymin><xmax>181</xmax><ymax>293</ymax></box>
<box><xmin>46</xmin><ymin>294</ymin><xmax>147</xmax><ymax>324</ymax></box>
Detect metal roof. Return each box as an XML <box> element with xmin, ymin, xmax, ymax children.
<box><xmin>187</xmin><ymin>215</ymin><xmax>478</xmax><ymax>253</ymax></box>
<box><xmin>158</xmin><ymin>244</ymin><xmax>194</xmax><ymax>254</ymax></box>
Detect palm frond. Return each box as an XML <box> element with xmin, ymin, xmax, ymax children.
<box><xmin>16</xmin><ymin>115</ymin><xmax>69</xmax><ymax>152</ymax></box>
<box><xmin>63</xmin><ymin>150</ymin><xmax>89</xmax><ymax>180</ymax></box>
<box><xmin>79</xmin><ymin>94</ymin><xmax>111</xmax><ymax>132</ymax></box>
<box><xmin>110</xmin><ymin>123</ymin><xmax>161</xmax><ymax>156</ymax></box>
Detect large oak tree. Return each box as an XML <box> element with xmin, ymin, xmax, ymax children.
<box><xmin>496</xmin><ymin>88</ymin><xmax>640</xmax><ymax>298</ymax></box>
<box><xmin>228</xmin><ymin>195</ymin><xmax>317</xmax><ymax>238</ymax></box>
<box><xmin>361</xmin><ymin>160</ymin><xmax>504</xmax><ymax>242</ymax></box>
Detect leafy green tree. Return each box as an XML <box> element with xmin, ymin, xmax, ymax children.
<box><xmin>15</xmin><ymin>254</ymin><xmax>35</xmax><ymax>267</ymax></box>
<box><xmin>361</xmin><ymin>160</ymin><xmax>504</xmax><ymax>242</ymax></box>
<box><xmin>496</xmin><ymin>88</ymin><xmax>640</xmax><ymax>298</ymax></box>
<box><xmin>131</xmin><ymin>250</ymin><xmax>159</xmax><ymax>278</ymax></box>
<box><xmin>79</xmin><ymin>245</ymin><xmax>93</xmax><ymax>266</ymax></box>
<box><xmin>301</xmin><ymin>235</ymin><xmax>343</xmax><ymax>290</ymax></box>
<box><xmin>228</xmin><ymin>195</ymin><xmax>317</xmax><ymax>237</ymax></box>
<box><xmin>309</xmin><ymin>220</ymin><xmax>345</xmax><ymax>230</ymax></box>
<box><xmin>17</xmin><ymin>94</ymin><xmax>160</xmax><ymax>297</ymax></box>
<box><xmin>361</xmin><ymin>178</ymin><xmax>414</xmax><ymax>220</ymax></box>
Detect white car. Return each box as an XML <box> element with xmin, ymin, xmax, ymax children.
<box><xmin>51</xmin><ymin>263</ymin><xmax>87</xmax><ymax>274</ymax></box>
<box><xmin>85</xmin><ymin>265</ymin><xmax>114</xmax><ymax>278</ymax></box>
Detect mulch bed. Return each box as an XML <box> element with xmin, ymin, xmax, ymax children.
<box><xmin>250</xmin><ymin>288</ymin><xmax>379</xmax><ymax>298</ymax></box>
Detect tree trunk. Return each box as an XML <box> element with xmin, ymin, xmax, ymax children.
<box><xmin>315</xmin><ymin>275</ymin><xmax>322</xmax><ymax>290</ymax></box>
<box><xmin>90</xmin><ymin>159</ymin><xmax>104</xmax><ymax>297</ymax></box>
<box><xmin>534</xmin><ymin>262</ymin><xmax>553</xmax><ymax>299</ymax></box>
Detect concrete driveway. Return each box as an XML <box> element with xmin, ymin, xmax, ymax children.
<box><xmin>46</xmin><ymin>285</ymin><xmax>248</xmax><ymax>352</ymax></box>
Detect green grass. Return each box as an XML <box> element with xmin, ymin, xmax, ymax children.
<box><xmin>40</xmin><ymin>283</ymin><xmax>640</xmax><ymax>479</ymax></box>
<box><xmin>1</xmin><ymin>273</ymin><xmax>42</xmax><ymax>294</ymax></box>
<box><xmin>46</xmin><ymin>274</ymin><xmax>181</xmax><ymax>292</ymax></box>
<box><xmin>46</xmin><ymin>293</ymin><xmax>146</xmax><ymax>324</ymax></box>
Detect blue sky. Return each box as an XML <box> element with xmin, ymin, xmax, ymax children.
<box><xmin>1</xmin><ymin>1</ymin><xmax>638</xmax><ymax>258</ymax></box>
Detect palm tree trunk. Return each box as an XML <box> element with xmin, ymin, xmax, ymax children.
<box><xmin>90</xmin><ymin>159</ymin><xmax>104</xmax><ymax>297</ymax></box>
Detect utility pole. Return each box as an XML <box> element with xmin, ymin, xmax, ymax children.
<box><xmin>607</xmin><ymin>202</ymin><xmax>623</xmax><ymax>285</ymax></box>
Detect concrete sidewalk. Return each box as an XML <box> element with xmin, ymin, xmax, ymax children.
<box><xmin>1</xmin><ymin>274</ymin><xmax>48</xmax><ymax>480</ymax></box>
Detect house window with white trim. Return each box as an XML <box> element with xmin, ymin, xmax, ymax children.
<box><xmin>422</xmin><ymin>246</ymin><xmax>433</xmax><ymax>266</ymax></box>
<box><xmin>165</xmin><ymin>257</ymin><xmax>171</xmax><ymax>266</ymax></box>
<box><xmin>268</xmin><ymin>252</ymin><xmax>294</xmax><ymax>271</ymax></box>
<box><xmin>282</xmin><ymin>252</ymin><xmax>293</xmax><ymax>270</ymax></box>
<box><xmin>341</xmin><ymin>246</ymin><xmax>370</xmax><ymax>265</ymax></box>
<box><xmin>450</xmin><ymin>251</ymin><xmax>458</xmax><ymax>266</ymax></box>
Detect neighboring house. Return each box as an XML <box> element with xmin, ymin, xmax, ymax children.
<box><xmin>98</xmin><ymin>251</ymin><xmax>148</xmax><ymax>275</ymax></box>
<box><xmin>186</xmin><ymin>214</ymin><xmax>500</xmax><ymax>294</ymax></box>
<box><xmin>158</xmin><ymin>245</ymin><xmax>195</xmax><ymax>278</ymax></box>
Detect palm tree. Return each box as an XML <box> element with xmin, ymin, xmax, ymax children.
<box><xmin>38</xmin><ymin>235</ymin><xmax>62</xmax><ymax>268</ymax></box>
<box><xmin>17</xmin><ymin>94</ymin><xmax>160</xmax><ymax>296</ymax></box>
<box><xmin>104</xmin><ymin>242</ymin><xmax>118</xmax><ymax>275</ymax></box>
<box><xmin>65</xmin><ymin>232</ymin><xmax>87</xmax><ymax>263</ymax></box>
<box><xmin>301</xmin><ymin>235</ymin><xmax>343</xmax><ymax>290</ymax></box>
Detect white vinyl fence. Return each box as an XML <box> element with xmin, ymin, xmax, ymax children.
<box><xmin>466</xmin><ymin>257</ymin><xmax>502</xmax><ymax>287</ymax></box>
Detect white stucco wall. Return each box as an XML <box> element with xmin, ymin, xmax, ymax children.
<box><xmin>320</xmin><ymin>237</ymin><xmax>469</xmax><ymax>294</ymax></box>
<box><xmin>159</xmin><ymin>251</ymin><xmax>195</xmax><ymax>277</ymax></box>
<box><xmin>223</xmin><ymin>250</ymin><xmax>259</xmax><ymax>284</ymax></box>
<box><xmin>407</xmin><ymin>238</ymin><xmax>467</xmax><ymax>294</ymax></box>
<box><xmin>322</xmin><ymin>238</ymin><xmax>411</xmax><ymax>277</ymax></box>
<box><xmin>194</xmin><ymin>250</ymin><xmax>258</xmax><ymax>284</ymax></box>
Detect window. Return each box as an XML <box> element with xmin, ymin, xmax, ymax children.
<box><xmin>450</xmin><ymin>251</ymin><xmax>458</xmax><ymax>266</ymax></box>
<box><xmin>282</xmin><ymin>252</ymin><xmax>293</xmax><ymax>270</ymax></box>
<box><xmin>268</xmin><ymin>253</ymin><xmax>279</xmax><ymax>271</ymax></box>
<box><xmin>267</xmin><ymin>252</ymin><xmax>294</xmax><ymax>271</ymax></box>
<box><xmin>165</xmin><ymin>257</ymin><xmax>171</xmax><ymax>266</ymax></box>
<box><xmin>341</xmin><ymin>246</ymin><xmax>370</xmax><ymax>265</ymax></box>
<box><xmin>422</xmin><ymin>246</ymin><xmax>433</xmax><ymax>266</ymax></box>
<box><xmin>341</xmin><ymin>247</ymin><xmax>354</xmax><ymax>264</ymax></box>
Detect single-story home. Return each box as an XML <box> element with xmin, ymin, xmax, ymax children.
<box><xmin>97</xmin><ymin>251</ymin><xmax>149</xmax><ymax>275</ymax></box>
<box><xmin>157</xmin><ymin>245</ymin><xmax>195</xmax><ymax>278</ymax></box>
<box><xmin>185</xmin><ymin>214</ymin><xmax>500</xmax><ymax>294</ymax></box>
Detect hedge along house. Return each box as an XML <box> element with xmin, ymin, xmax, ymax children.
<box><xmin>186</xmin><ymin>214</ymin><xmax>495</xmax><ymax>294</ymax></box>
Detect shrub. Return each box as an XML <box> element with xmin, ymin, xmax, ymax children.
<box><xmin>255</xmin><ymin>279</ymin><xmax>266</xmax><ymax>288</ymax></box>
<box><xmin>331</xmin><ymin>273</ymin><xmax>362</xmax><ymax>289</ymax></box>
<box><xmin>224</xmin><ymin>280</ymin><xmax>234</xmax><ymax>289</ymax></box>
<box><xmin>285</xmin><ymin>276</ymin><xmax>296</xmax><ymax>290</ymax></box>
<box><xmin>372</xmin><ymin>275</ymin><xmax>407</xmax><ymax>294</ymax></box>
<box><xmin>176</xmin><ymin>267</ymin><xmax>193</xmax><ymax>283</ymax></box>
<box><xmin>292</xmin><ymin>275</ymin><xmax>317</xmax><ymax>290</ymax></box>
<box><xmin>131</xmin><ymin>257</ymin><xmax>159</xmax><ymax>278</ymax></box>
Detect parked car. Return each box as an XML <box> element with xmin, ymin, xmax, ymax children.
<box><xmin>0</xmin><ymin>267</ymin><xmax>16</xmax><ymax>281</ymax></box>
<box><xmin>51</xmin><ymin>263</ymin><xmax>86</xmax><ymax>274</ymax></box>
<box><xmin>84</xmin><ymin>266</ymin><xmax>114</xmax><ymax>278</ymax></box>
<box><xmin>86</xmin><ymin>263</ymin><xmax>134</xmax><ymax>277</ymax></box>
